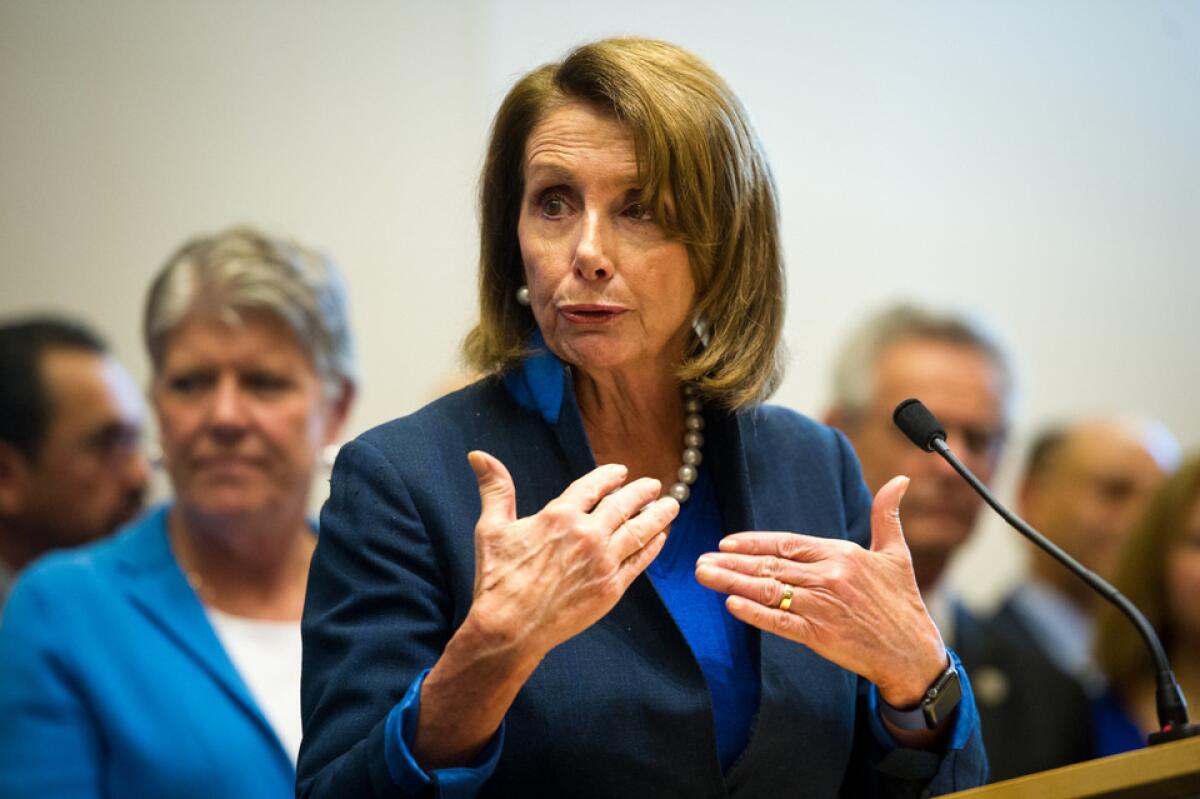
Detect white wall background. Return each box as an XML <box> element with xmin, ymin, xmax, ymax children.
<box><xmin>3</xmin><ymin>0</ymin><xmax>1198</xmax><ymax>609</ymax></box>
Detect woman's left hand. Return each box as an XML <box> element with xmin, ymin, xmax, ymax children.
<box><xmin>694</xmin><ymin>476</ymin><xmax>947</xmax><ymax>709</ymax></box>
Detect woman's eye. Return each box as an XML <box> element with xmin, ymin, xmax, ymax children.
<box><xmin>625</xmin><ymin>201</ymin><xmax>653</xmax><ymax>221</ymax></box>
<box><xmin>536</xmin><ymin>189</ymin><xmax>571</xmax><ymax>219</ymax></box>
<box><xmin>167</xmin><ymin>374</ymin><xmax>211</xmax><ymax>394</ymax></box>
<box><xmin>243</xmin><ymin>372</ymin><xmax>291</xmax><ymax>393</ymax></box>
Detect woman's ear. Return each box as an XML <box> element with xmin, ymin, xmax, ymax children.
<box><xmin>321</xmin><ymin>378</ymin><xmax>356</xmax><ymax>447</ymax></box>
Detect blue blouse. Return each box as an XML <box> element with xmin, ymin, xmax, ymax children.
<box><xmin>645</xmin><ymin>463</ymin><xmax>759</xmax><ymax>770</ymax></box>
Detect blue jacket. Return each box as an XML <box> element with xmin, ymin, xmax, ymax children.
<box><xmin>0</xmin><ymin>506</ymin><xmax>296</xmax><ymax>798</ymax></box>
<box><xmin>297</xmin><ymin>363</ymin><xmax>987</xmax><ymax>798</ymax></box>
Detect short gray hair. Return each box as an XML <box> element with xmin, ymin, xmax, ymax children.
<box><xmin>830</xmin><ymin>302</ymin><xmax>1017</xmax><ymax>424</ymax></box>
<box><xmin>143</xmin><ymin>227</ymin><xmax>356</xmax><ymax>392</ymax></box>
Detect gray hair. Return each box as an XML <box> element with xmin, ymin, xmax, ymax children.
<box><xmin>830</xmin><ymin>302</ymin><xmax>1017</xmax><ymax>424</ymax></box>
<box><xmin>143</xmin><ymin>227</ymin><xmax>356</xmax><ymax>393</ymax></box>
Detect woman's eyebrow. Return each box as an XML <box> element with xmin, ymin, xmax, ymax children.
<box><xmin>524</xmin><ymin>161</ymin><xmax>574</xmax><ymax>183</ymax></box>
<box><xmin>525</xmin><ymin>162</ymin><xmax>643</xmax><ymax>195</ymax></box>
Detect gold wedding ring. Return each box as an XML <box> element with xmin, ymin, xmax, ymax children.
<box><xmin>778</xmin><ymin>583</ymin><xmax>794</xmax><ymax>612</ymax></box>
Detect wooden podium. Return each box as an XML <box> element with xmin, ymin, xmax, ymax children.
<box><xmin>944</xmin><ymin>737</ymin><xmax>1200</xmax><ymax>799</ymax></box>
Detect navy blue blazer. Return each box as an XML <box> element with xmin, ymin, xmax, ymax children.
<box><xmin>0</xmin><ymin>506</ymin><xmax>297</xmax><ymax>798</ymax></box>
<box><xmin>297</xmin><ymin>370</ymin><xmax>987</xmax><ymax>798</ymax></box>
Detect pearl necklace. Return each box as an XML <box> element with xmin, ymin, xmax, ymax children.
<box><xmin>669</xmin><ymin>385</ymin><xmax>705</xmax><ymax>503</ymax></box>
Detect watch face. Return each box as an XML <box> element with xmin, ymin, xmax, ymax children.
<box><xmin>923</xmin><ymin>667</ymin><xmax>963</xmax><ymax>729</ymax></box>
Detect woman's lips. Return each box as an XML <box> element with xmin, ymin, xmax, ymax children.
<box><xmin>194</xmin><ymin>455</ymin><xmax>265</xmax><ymax>471</ymax></box>
<box><xmin>558</xmin><ymin>305</ymin><xmax>628</xmax><ymax>325</ymax></box>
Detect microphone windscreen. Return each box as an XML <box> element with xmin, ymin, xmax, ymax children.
<box><xmin>892</xmin><ymin>399</ymin><xmax>947</xmax><ymax>452</ymax></box>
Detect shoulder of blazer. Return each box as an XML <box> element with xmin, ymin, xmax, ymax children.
<box><xmin>735</xmin><ymin>403</ymin><xmax>848</xmax><ymax>462</ymax></box>
<box><xmin>733</xmin><ymin>404</ymin><xmax>867</xmax><ymax>504</ymax></box>
<box><xmin>354</xmin><ymin>376</ymin><xmax>518</xmax><ymax>457</ymax></box>
<box><xmin>15</xmin><ymin>505</ymin><xmax>174</xmax><ymax>603</ymax></box>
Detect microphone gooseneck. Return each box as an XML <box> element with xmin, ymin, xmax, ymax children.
<box><xmin>891</xmin><ymin>398</ymin><xmax>1199</xmax><ymax>746</ymax></box>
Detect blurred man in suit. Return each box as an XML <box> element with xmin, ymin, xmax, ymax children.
<box><xmin>992</xmin><ymin>417</ymin><xmax>1180</xmax><ymax>694</ymax></box>
<box><xmin>0</xmin><ymin>317</ymin><xmax>149</xmax><ymax>611</ymax></box>
<box><xmin>826</xmin><ymin>303</ymin><xmax>1093</xmax><ymax>781</ymax></box>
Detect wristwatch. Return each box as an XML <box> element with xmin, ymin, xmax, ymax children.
<box><xmin>879</xmin><ymin>660</ymin><xmax>962</xmax><ymax>731</ymax></box>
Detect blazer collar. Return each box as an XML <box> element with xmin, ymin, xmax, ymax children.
<box><xmin>113</xmin><ymin>505</ymin><xmax>293</xmax><ymax>770</ymax></box>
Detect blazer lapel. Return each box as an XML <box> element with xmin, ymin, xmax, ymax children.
<box><xmin>706</xmin><ymin>409</ymin><xmax>758</xmax><ymax>534</ymax></box>
<box><xmin>718</xmin><ymin>410</ymin><xmax>862</xmax><ymax>792</ymax></box>
<box><xmin>548</xmin><ymin>368</ymin><xmax>598</xmax><ymax>480</ymax></box>
<box><xmin>114</xmin><ymin>506</ymin><xmax>292</xmax><ymax>768</ymax></box>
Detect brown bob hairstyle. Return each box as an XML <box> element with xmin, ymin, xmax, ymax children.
<box><xmin>462</xmin><ymin>37</ymin><xmax>785</xmax><ymax>410</ymax></box>
<box><xmin>1095</xmin><ymin>453</ymin><xmax>1200</xmax><ymax>694</ymax></box>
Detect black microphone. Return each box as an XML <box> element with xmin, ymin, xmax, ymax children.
<box><xmin>892</xmin><ymin>398</ymin><xmax>1199</xmax><ymax>746</ymax></box>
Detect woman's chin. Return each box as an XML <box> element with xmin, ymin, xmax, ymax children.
<box><xmin>179</xmin><ymin>487</ymin><xmax>282</xmax><ymax>522</ymax></box>
<box><xmin>553</xmin><ymin>338</ymin><xmax>646</xmax><ymax>375</ymax></box>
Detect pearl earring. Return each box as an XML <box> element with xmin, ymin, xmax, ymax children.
<box><xmin>516</xmin><ymin>285</ymin><xmax>531</xmax><ymax>306</ymax></box>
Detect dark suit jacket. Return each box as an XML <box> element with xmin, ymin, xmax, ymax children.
<box><xmin>952</xmin><ymin>601</ymin><xmax>1093</xmax><ymax>782</ymax></box>
<box><xmin>297</xmin><ymin>371</ymin><xmax>986</xmax><ymax>798</ymax></box>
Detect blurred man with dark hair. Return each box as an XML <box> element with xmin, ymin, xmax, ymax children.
<box><xmin>993</xmin><ymin>417</ymin><xmax>1180</xmax><ymax>694</ymax></box>
<box><xmin>826</xmin><ymin>303</ymin><xmax>1093</xmax><ymax>781</ymax></box>
<box><xmin>0</xmin><ymin>317</ymin><xmax>149</xmax><ymax>610</ymax></box>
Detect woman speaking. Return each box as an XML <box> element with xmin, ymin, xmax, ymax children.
<box><xmin>298</xmin><ymin>38</ymin><xmax>986</xmax><ymax>797</ymax></box>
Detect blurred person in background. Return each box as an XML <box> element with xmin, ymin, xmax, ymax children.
<box><xmin>825</xmin><ymin>303</ymin><xmax>1093</xmax><ymax>781</ymax></box>
<box><xmin>0</xmin><ymin>316</ymin><xmax>148</xmax><ymax>612</ymax></box>
<box><xmin>1093</xmin><ymin>453</ymin><xmax>1200</xmax><ymax>756</ymax></box>
<box><xmin>0</xmin><ymin>227</ymin><xmax>356</xmax><ymax>798</ymax></box>
<box><xmin>992</xmin><ymin>417</ymin><xmax>1180</xmax><ymax>694</ymax></box>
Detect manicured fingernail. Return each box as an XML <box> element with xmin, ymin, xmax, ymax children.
<box><xmin>719</xmin><ymin>538</ymin><xmax>739</xmax><ymax>552</ymax></box>
<box><xmin>696</xmin><ymin>564</ymin><xmax>717</xmax><ymax>581</ymax></box>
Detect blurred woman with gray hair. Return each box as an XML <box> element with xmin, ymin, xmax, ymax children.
<box><xmin>0</xmin><ymin>227</ymin><xmax>355</xmax><ymax>798</ymax></box>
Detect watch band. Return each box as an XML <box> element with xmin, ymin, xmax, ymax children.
<box><xmin>879</xmin><ymin>660</ymin><xmax>962</xmax><ymax>731</ymax></box>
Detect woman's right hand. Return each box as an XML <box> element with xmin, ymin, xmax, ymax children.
<box><xmin>413</xmin><ymin>450</ymin><xmax>678</xmax><ymax>770</ymax></box>
<box><xmin>465</xmin><ymin>450</ymin><xmax>678</xmax><ymax>659</ymax></box>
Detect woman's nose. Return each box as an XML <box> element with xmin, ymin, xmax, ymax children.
<box><xmin>573</xmin><ymin>211</ymin><xmax>615</xmax><ymax>281</ymax></box>
<box><xmin>208</xmin><ymin>375</ymin><xmax>249</xmax><ymax>433</ymax></box>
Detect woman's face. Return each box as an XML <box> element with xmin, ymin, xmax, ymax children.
<box><xmin>517</xmin><ymin>102</ymin><xmax>696</xmax><ymax>377</ymax></box>
<box><xmin>1165</xmin><ymin>494</ymin><xmax>1200</xmax><ymax>644</ymax></box>
<box><xmin>153</xmin><ymin>313</ymin><xmax>347</xmax><ymax>524</ymax></box>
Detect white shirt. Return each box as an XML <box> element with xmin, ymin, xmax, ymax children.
<box><xmin>205</xmin><ymin>607</ymin><xmax>304</xmax><ymax>765</ymax></box>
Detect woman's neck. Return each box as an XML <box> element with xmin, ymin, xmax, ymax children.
<box><xmin>575</xmin><ymin>367</ymin><xmax>688</xmax><ymax>493</ymax></box>
<box><xmin>169</xmin><ymin>503</ymin><xmax>315</xmax><ymax>621</ymax></box>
